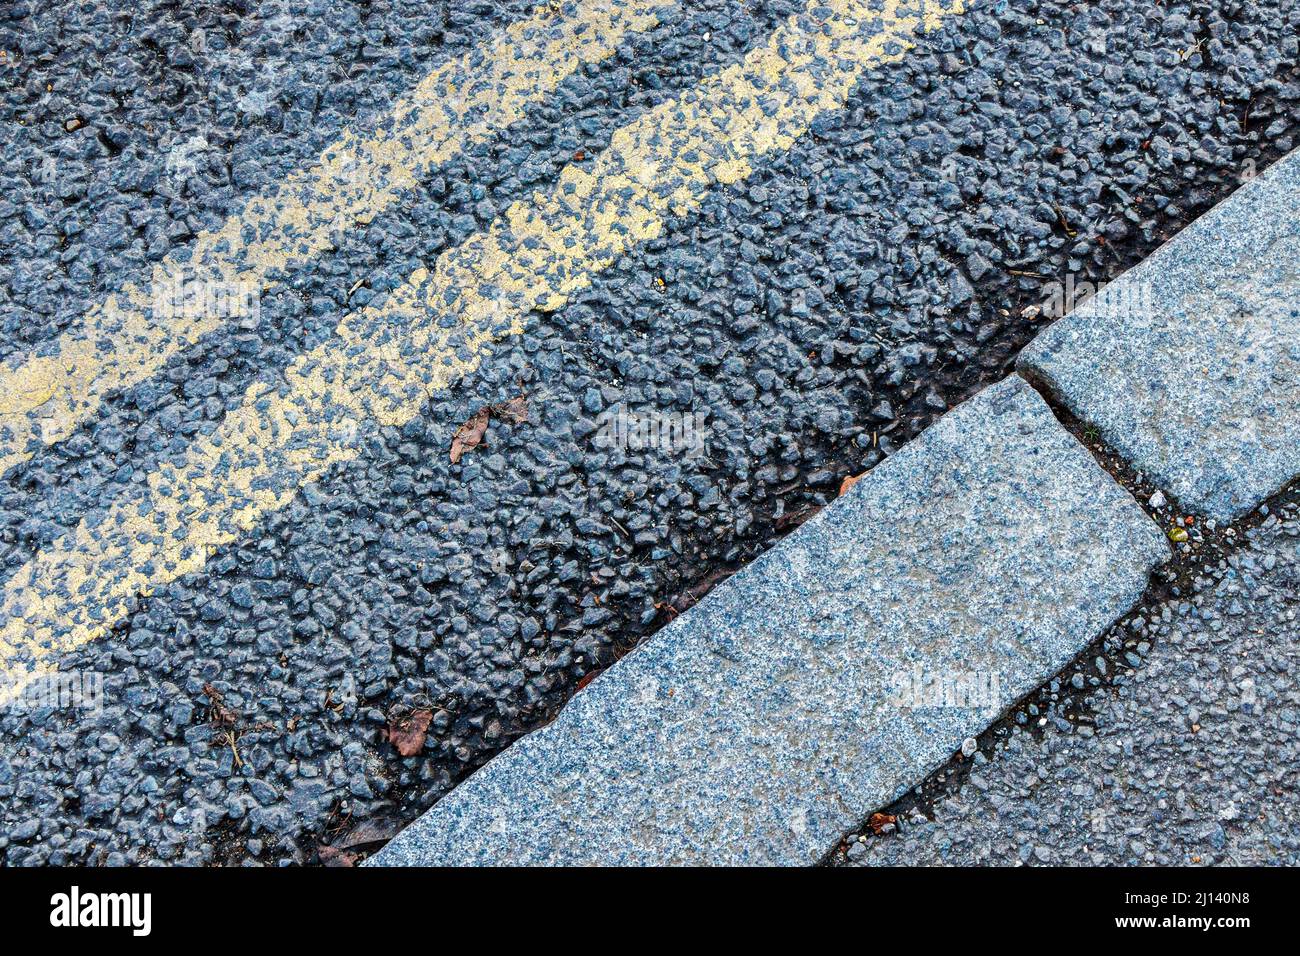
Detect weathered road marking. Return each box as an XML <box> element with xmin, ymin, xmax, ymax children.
<box><xmin>0</xmin><ymin>0</ymin><xmax>667</xmax><ymax>476</ymax></box>
<box><xmin>0</xmin><ymin>0</ymin><xmax>963</xmax><ymax>694</ymax></box>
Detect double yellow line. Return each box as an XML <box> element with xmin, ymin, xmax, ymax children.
<box><xmin>0</xmin><ymin>0</ymin><xmax>964</xmax><ymax>693</ymax></box>
<box><xmin>0</xmin><ymin>1</ymin><xmax>665</xmax><ymax>476</ymax></box>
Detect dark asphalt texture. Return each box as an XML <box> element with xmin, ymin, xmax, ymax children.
<box><xmin>2</xmin><ymin>0</ymin><xmax>1299</xmax><ymax>864</ymax></box>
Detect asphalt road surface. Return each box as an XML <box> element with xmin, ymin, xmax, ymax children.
<box><xmin>1</xmin><ymin>0</ymin><xmax>1298</xmax><ymax>864</ymax></box>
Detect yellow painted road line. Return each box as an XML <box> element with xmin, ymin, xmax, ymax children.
<box><xmin>0</xmin><ymin>0</ymin><xmax>964</xmax><ymax>695</ymax></box>
<box><xmin>0</xmin><ymin>0</ymin><xmax>666</xmax><ymax>476</ymax></box>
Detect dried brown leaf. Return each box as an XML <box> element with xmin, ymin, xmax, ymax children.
<box><xmin>388</xmin><ymin>709</ymin><xmax>433</xmax><ymax>757</ymax></box>
<box><xmin>492</xmin><ymin>395</ymin><xmax>529</xmax><ymax>424</ymax></box>
<box><xmin>867</xmin><ymin>812</ymin><xmax>896</xmax><ymax>835</ymax></box>
<box><xmin>318</xmin><ymin>843</ymin><xmax>358</xmax><ymax>867</ymax></box>
<box><xmin>450</xmin><ymin>394</ymin><xmax>529</xmax><ymax>464</ymax></box>
<box><xmin>201</xmin><ymin>682</ymin><xmax>238</xmax><ymax>727</ymax></box>
<box><xmin>449</xmin><ymin>407</ymin><xmax>490</xmax><ymax>464</ymax></box>
<box><xmin>838</xmin><ymin>472</ymin><xmax>865</xmax><ymax>497</ymax></box>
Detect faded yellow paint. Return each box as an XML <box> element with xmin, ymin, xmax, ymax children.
<box><xmin>0</xmin><ymin>0</ymin><xmax>964</xmax><ymax>697</ymax></box>
<box><xmin>0</xmin><ymin>1</ymin><xmax>665</xmax><ymax>475</ymax></box>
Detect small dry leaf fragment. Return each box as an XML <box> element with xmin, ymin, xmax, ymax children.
<box><xmin>201</xmin><ymin>682</ymin><xmax>239</xmax><ymax>727</ymax></box>
<box><xmin>318</xmin><ymin>843</ymin><xmax>358</xmax><ymax>867</ymax></box>
<box><xmin>449</xmin><ymin>407</ymin><xmax>490</xmax><ymax>464</ymax></box>
<box><xmin>839</xmin><ymin>472</ymin><xmax>865</xmax><ymax>496</ymax></box>
<box><xmin>492</xmin><ymin>395</ymin><xmax>529</xmax><ymax>424</ymax></box>
<box><xmin>388</xmin><ymin>709</ymin><xmax>433</xmax><ymax>757</ymax></box>
<box><xmin>867</xmin><ymin>812</ymin><xmax>896</xmax><ymax>835</ymax></box>
<box><xmin>449</xmin><ymin>395</ymin><xmax>529</xmax><ymax>463</ymax></box>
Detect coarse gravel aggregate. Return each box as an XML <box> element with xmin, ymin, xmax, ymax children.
<box><xmin>2</xmin><ymin>0</ymin><xmax>1299</xmax><ymax>865</ymax></box>
<box><xmin>837</xmin><ymin>487</ymin><xmax>1300</xmax><ymax>867</ymax></box>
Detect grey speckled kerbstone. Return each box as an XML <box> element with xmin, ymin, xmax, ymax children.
<box><xmin>1020</xmin><ymin>148</ymin><xmax>1300</xmax><ymax>521</ymax></box>
<box><xmin>370</xmin><ymin>377</ymin><xmax>1167</xmax><ymax>866</ymax></box>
